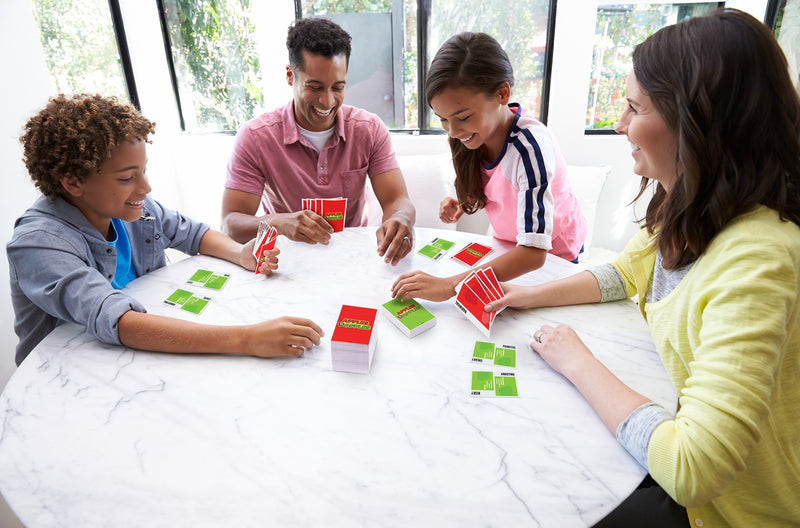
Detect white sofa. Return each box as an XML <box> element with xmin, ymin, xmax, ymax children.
<box><xmin>157</xmin><ymin>133</ymin><xmax>628</xmax><ymax>267</ymax></box>
<box><xmin>377</xmin><ymin>134</ymin><xmax>620</xmax><ymax>267</ymax></box>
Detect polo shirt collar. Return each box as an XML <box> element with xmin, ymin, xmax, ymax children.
<box><xmin>283</xmin><ymin>100</ymin><xmax>346</xmax><ymax>147</ymax></box>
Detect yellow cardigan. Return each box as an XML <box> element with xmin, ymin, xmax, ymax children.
<box><xmin>612</xmin><ymin>206</ymin><xmax>800</xmax><ymax>528</ymax></box>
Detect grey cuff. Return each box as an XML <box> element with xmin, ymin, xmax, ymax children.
<box><xmin>588</xmin><ymin>263</ymin><xmax>627</xmax><ymax>302</ymax></box>
<box><xmin>616</xmin><ymin>401</ymin><xmax>674</xmax><ymax>470</ymax></box>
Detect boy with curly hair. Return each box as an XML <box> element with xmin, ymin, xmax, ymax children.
<box><xmin>7</xmin><ymin>94</ymin><xmax>323</xmax><ymax>366</ymax></box>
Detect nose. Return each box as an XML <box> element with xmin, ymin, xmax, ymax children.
<box><xmin>614</xmin><ymin>112</ymin><xmax>627</xmax><ymax>135</ymax></box>
<box><xmin>319</xmin><ymin>89</ymin><xmax>335</xmax><ymax>109</ymax></box>
<box><xmin>139</xmin><ymin>173</ymin><xmax>152</xmax><ymax>195</ymax></box>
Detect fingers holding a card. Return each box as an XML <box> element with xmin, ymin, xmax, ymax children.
<box><xmin>484</xmin><ymin>283</ymin><xmax>536</xmax><ymax>312</ymax></box>
<box><xmin>244</xmin><ymin>316</ymin><xmax>324</xmax><ymax>358</ymax></box>
<box><xmin>274</xmin><ymin>210</ymin><xmax>333</xmax><ymax>245</ymax></box>
<box><xmin>376</xmin><ymin>218</ymin><xmax>413</xmax><ymax>265</ymax></box>
<box><xmin>391</xmin><ymin>270</ymin><xmax>459</xmax><ymax>302</ymax></box>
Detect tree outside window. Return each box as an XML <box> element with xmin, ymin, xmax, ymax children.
<box><xmin>31</xmin><ymin>0</ymin><xmax>128</xmax><ymax>101</ymax></box>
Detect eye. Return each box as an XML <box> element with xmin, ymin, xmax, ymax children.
<box><xmin>457</xmin><ymin>115</ymin><xmax>471</xmax><ymax>123</ymax></box>
<box><xmin>627</xmin><ymin>104</ymin><xmax>638</xmax><ymax>114</ymax></box>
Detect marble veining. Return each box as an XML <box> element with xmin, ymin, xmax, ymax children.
<box><xmin>0</xmin><ymin>227</ymin><xmax>677</xmax><ymax>527</ymax></box>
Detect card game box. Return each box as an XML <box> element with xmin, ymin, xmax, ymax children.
<box><xmin>331</xmin><ymin>304</ymin><xmax>378</xmax><ymax>374</ymax></box>
<box><xmin>381</xmin><ymin>297</ymin><xmax>436</xmax><ymax>338</ymax></box>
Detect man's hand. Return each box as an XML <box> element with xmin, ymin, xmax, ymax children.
<box><xmin>272</xmin><ymin>211</ymin><xmax>333</xmax><ymax>245</ymax></box>
<box><xmin>376</xmin><ymin>216</ymin><xmax>414</xmax><ymax>266</ymax></box>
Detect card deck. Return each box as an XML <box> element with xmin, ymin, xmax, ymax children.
<box><xmin>381</xmin><ymin>297</ymin><xmax>436</xmax><ymax>338</ymax></box>
<box><xmin>331</xmin><ymin>305</ymin><xmax>378</xmax><ymax>374</ymax></box>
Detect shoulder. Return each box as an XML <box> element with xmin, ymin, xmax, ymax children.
<box><xmin>339</xmin><ymin>105</ymin><xmax>388</xmax><ymax>134</ymax></box>
<box><xmin>712</xmin><ymin>207</ymin><xmax>800</xmax><ymax>256</ymax></box>
<box><xmin>236</xmin><ymin>103</ymin><xmax>290</xmax><ymax>138</ymax></box>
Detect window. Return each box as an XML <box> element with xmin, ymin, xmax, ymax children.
<box><xmin>31</xmin><ymin>0</ymin><xmax>128</xmax><ymax>102</ymax></box>
<box><xmin>769</xmin><ymin>0</ymin><xmax>800</xmax><ymax>95</ymax></box>
<box><xmin>302</xmin><ymin>0</ymin><xmax>555</xmax><ymax>132</ymax></box>
<box><xmin>158</xmin><ymin>0</ymin><xmax>556</xmax><ymax>133</ymax></box>
<box><xmin>585</xmin><ymin>2</ymin><xmax>721</xmax><ymax>133</ymax></box>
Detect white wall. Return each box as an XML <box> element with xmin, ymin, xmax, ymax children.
<box><xmin>0</xmin><ymin>3</ymin><xmax>54</xmax><ymax>390</ymax></box>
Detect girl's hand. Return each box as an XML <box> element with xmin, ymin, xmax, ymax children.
<box><xmin>240</xmin><ymin>239</ymin><xmax>280</xmax><ymax>275</ymax></box>
<box><xmin>530</xmin><ymin>324</ymin><xmax>594</xmax><ymax>378</ymax></box>
<box><xmin>391</xmin><ymin>270</ymin><xmax>458</xmax><ymax>302</ymax></box>
<box><xmin>484</xmin><ymin>283</ymin><xmax>537</xmax><ymax>312</ymax></box>
<box><xmin>439</xmin><ymin>197</ymin><xmax>463</xmax><ymax>224</ymax></box>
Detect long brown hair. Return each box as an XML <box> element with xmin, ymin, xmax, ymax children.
<box><xmin>425</xmin><ymin>32</ymin><xmax>514</xmax><ymax>214</ymax></box>
<box><xmin>632</xmin><ymin>8</ymin><xmax>800</xmax><ymax>268</ymax></box>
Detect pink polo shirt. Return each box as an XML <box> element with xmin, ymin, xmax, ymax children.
<box><xmin>481</xmin><ymin>105</ymin><xmax>586</xmax><ymax>261</ymax></box>
<box><xmin>225</xmin><ymin>101</ymin><xmax>399</xmax><ymax>227</ymax></box>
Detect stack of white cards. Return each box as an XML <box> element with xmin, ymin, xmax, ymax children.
<box><xmin>331</xmin><ymin>305</ymin><xmax>378</xmax><ymax>374</ymax></box>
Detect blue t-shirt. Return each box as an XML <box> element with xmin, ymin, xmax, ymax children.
<box><xmin>108</xmin><ymin>218</ymin><xmax>137</xmax><ymax>289</ymax></box>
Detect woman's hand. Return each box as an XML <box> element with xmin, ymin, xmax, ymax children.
<box><xmin>391</xmin><ymin>270</ymin><xmax>458</xmax><ymax>302</ymax></box>
<box><xmin>439</xmin><ymin>197</ymin><xmax>463</xmax><ymax>224</ymax></box>
<box><xmin>530</xmin><ymin>324</ymin><xmax>595</xmax><ymax>378</ymax></box>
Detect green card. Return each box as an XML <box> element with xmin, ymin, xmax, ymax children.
<box><xmin>470</xmin><ymin>371</ymin><xmax>518</xmax><ymax>397</ymax></box>
<box><xmin>164</xmin><ymin>288</ymin><xmax>211</xmax><ymax>315</ymax></box>
<box><xmin>186</xmin><ymin>269</ymin><xmax>230</xmax><ymax>290</ymax></box>
<box><xmin>381</xmin><ymin>297</ymin><xmax>436</xmax><ymax>337</ymax></box>
<box><xmin>470</xmin><ymin>341</ymin><xmax>517</xmax><ymax>368</ymax></box>
<box><xmin>417</xmin><ymin>237</ymin><xmax>455</xmax><ymax>261</ymax></box>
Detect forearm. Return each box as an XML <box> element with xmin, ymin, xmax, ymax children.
<box><xmin>565</xmin><ymin>355</ymin><xmax>651</xmax><ymax>434</ymax></box>
<box><xmin>198</xmin><ymin>229</ymin><xmax>246</xmax><ymax>265</ymax></box>
<box><xmin>479</xmin><ymin>246</ymin><xmax>547</xmax><ymax>282</ymax></box>
<box><xmin>118</xmin><ymin>310</ymin><xmax>244</xmax><ymax>354</ymax></box>
<box><xmin>221</xmin><ymin>211</ymin><xmax>264</xmax><ymax>243</ymax></box>
<box><xmin>381</xmin><ymin>196</ymin><xmax>416</xmax><ymax>226</ymax></box>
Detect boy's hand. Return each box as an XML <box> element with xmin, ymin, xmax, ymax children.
<box><xmin>240</xmin><ymin>239</ymin><xmax>280</xmax><ymax>275</ymax></box>
<box><xmin>243</xmin><ymin>316</ymin><xmax>324</xmax><ymax>357</ymax></box>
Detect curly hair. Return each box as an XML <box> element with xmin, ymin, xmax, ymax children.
<box><xmin>631</xmin><ymin>9</ymin><xmax>800</xmax><ymax>269</ymax></box>
<box><xmin>286</xmin><ymin>17</ymin><xmax>351</xmax><ymax>72</ymax></box>
<box><xmin>425</xmin><ymin>32</ymin><xmax>514</xmax><ymax>214</ymax></box>
<box><xmin>20</xmin><ymin>93</ymin><xmax>156</xmax><ymax>199</ymax></box>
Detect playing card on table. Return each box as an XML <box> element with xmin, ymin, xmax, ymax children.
<box><xmin>417</xmin><ymin>237</ymin><xmax>455</xmax><ymax>261</ymax></box>
<box><xmin>470</xmin><ymin>371</ymin><xmax>518</xmax><ymax>397</ymax></box>
<box><xmin>451</xmin><ymin>242</ymin><xmax>493</xmax><ymax>266</ymax></box>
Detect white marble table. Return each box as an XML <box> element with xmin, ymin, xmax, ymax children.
<box><xmin>0</xmin><ymin>227</ymin><xmax>676</xmax><ymax>528</ymax></box>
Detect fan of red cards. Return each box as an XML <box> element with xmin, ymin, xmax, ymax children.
<box><xmin>453</xmin><ymin>267</ymin><xmax>506</xmax><ymax>337</ymax></box>
<box><xmin>252</xmin><ymin>220</ymin><xmax>277</xmax><ymax>275</ymax></box>
<box><xmin>301</xmin><ymin>197</ymin><xmax>347</xmax><ymax>232</ymax></box>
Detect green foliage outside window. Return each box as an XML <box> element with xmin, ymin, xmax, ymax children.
<box><xmin>162</xmin><ymin>0</ymin><xmax>264</xmax><ymax>131</ymax></box>
<box><xmin>31</xmin><ymin>0</ymin><xmax>128</xmax><ymax>101</ymax></box>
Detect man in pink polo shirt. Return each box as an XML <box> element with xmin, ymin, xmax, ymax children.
<box><xmin>222</xmin><ymin>17</ymin><xmax>416</xmax><ymax>266</ymax></box>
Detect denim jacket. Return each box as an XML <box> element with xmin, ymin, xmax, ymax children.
<box><xmin>6</xmin><ymin>195</ymin><xmax>209</xmax><ymax>365</ymax></box>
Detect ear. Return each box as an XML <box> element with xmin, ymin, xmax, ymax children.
<box><xmin>496</xmin><ymin>82</ymin><xmax>511</xmax><ymax>105</ymax></box>
<box><xmin>59</xmin><ymin>175</ymin><xmax>85</xmax><ymax>198</ymax></box>
<box><xmin>286</xmin><ymin>65</ymin><xmax>294</xmax><ymax>87</ymax></box>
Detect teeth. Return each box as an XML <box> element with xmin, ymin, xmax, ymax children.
<box><xmin>313</xmin><ymin>107</ymin><xmax>332</xmax><ymax>116</ymax></box>
<box><xmin>459</xmin><ymin>134</ymin><xmax>474</xmax><ymax>142</ymax></box>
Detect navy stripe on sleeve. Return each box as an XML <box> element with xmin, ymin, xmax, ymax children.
<box><xmin>512</xmin><ymin>129</ymin><xmax>549</xmax><ymax>234</ymax></box>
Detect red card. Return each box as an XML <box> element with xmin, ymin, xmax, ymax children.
<box><xmin>451</xmin><ymin>242</ymin><xmax>493</xmax><ymax>267</ymax></box>
<box><xmin>331</xmin><ymin>305</ymin><xmax>378</xmax><ymax>345</ymax></box>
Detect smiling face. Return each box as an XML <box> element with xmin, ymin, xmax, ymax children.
<box><xmin>615</xmin><ymin>70</ymin><xmax>679</xmax><ymax>191</ymax></box>
<box><xmin>59</xmin><ymin>138</ymin><xmax>151</xmax><ymax>239</ymax></box>
<box><xmin>287</xmin><ymin>50</ymin><xmax>347</xmax><ymax>132</ymax></box>
<box><xmin>429</xmin><ymin>84</ymin><xmax>513</xmax><ymax>162</ymax></box>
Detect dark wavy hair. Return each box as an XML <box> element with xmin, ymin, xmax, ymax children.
<box><xmin>19</xmin><ymin>94</ymin><xmax>155</xmax><ymax>200</ymax></box>
<box><xmin>425</xmin><ymin>32</ymin><xmax>514</xmax><ymax>214</ymax></box>
<box><xmin>287</xmin><ymin>17</ymin><xmax>352</xmax><ymax>72</ymax></box>
<box><xmin>632</xmin><ymin>8</ymin><xmax>800</xmax><ymax>268</ymax></box>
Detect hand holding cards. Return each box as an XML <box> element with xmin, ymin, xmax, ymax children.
<box><xmin>253</xmin><ymin>221</ymin><xmax>277</xmax><ymax>275</ymax></box>
<box><xmin>302</xmin><ymin>197</ymin><xmax>347</xmax><ymax>232</ymax></box>
<box><xmin>454</xmin><ymin>267</ymin><xmax>505</xmax><ymax>337</ymax></box>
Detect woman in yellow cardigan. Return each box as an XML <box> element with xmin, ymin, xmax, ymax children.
<box><xmin>485</xmin><ymin>9</ymin><xmax>800</xmax><ymax>528</ymax></box>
